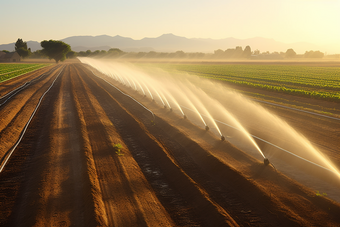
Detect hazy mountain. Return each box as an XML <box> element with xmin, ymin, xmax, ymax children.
<box><xmin>0</xmin><ymin>34</ymin><xmax>326</xmax><ymax>54</ymax></box>
<box><xmin>0</xmin><ymin>41</ymin><xmax>41</xmax><ymax>52</ymax></box>
<box><xmin>62</xmin><ymin>34</ymin><xmax>322</xmax><ymax>53</ymax></box>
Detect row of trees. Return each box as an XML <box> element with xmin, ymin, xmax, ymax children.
<box><xmin>11</xmin><ymin>38</ymin><xmax>72</xmax><ymax>63</ymax></box>
<box><xmin>72</xmin><ymin>47</ymin><xmax>325</xmax><ymax>59</ymax></box>
<box><xmin>6</xmin><ymin>39</ymin><xmax>328</xmax><ymax>62</ymax></box>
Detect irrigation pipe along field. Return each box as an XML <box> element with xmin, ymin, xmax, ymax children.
<box><xmin>0</xmin><ymin>60</ymin><xmax>340</xmax><ymax>226</ymax></box>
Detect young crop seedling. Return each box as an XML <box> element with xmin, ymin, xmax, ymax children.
<box><xmin>316</xmin><ymin>190</ymin><xmax>328</xmax><ymax>197</ymax></box>
<box><xmin>113</xmin><ymin>143</ymin><xmax>123</xmax><ymax>156</ymax></box>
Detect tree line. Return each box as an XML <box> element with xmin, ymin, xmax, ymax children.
<box><xmin>2</xmin><ymin>38</ymin><xmax>72</xmax><ymax>63</ymax></box>
<box><xmin>1</xmin><ymin>38</ymin><xmax>334</xmax><ymax>62</ymax></box>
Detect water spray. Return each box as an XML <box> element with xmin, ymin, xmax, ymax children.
<box><xmin>162</xmin><ymin>94</ymin><xmax>172</xmax><ymax>109</ymax></box>
<box><xmin>135</xmin><ymin>80</ymin><xmax>146</xmax><ymax>96</ymax></box>
<box><xmin>154</xmin><ymin>90</ymin><xmax>165</xmax><ymax>107</ymax></box>
<box><xmin>80</xmin><ymin>58</ymin><xmax>340</xmax><ymax>182</ymax></box>
<box><xmin>143</xmin><ymin>83</ymin><xmax>153</xmax><ymax>100</ymax></box>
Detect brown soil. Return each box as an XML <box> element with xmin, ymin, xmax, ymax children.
<box><xmin>1</xmin><ymin>63</ymin><xmax>340</xmax><ymax>226</ymax></box>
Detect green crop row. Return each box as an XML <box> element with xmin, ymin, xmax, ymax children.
<box><xmin>168</xmin><ymin>64</ymin><xmax>340</xmax><ymax>89</ymax></box>
<box><xmin>149</xmin><ymin>63</ymin><xmax>340</xmax><ymax>101</ymax></box>
<box><xmin>0</xmin><ymin>64</ymin><xmax>50</xmax><ymax>83</ymax></box>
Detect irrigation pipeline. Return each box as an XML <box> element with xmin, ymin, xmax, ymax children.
<box><xmin>89</xmin><ymin>70</ymin><xmax>156</xmax><ymax>120</ymax></box>
<box><xmin>0</xmin><ymin>65</ymin><xmax>61</xmax><ymax>107</ymax></box>
<box><xmin>180</xmin><ymin>105</ymin><xmax>339</xmax><ymax>175</ymax></box>
<box><xmin>0</xmin><ymin>66</ymin><xmax>65</xmax><ymax>174</ymax></box>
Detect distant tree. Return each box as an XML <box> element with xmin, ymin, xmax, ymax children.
<box><xmin>66</xmin><ymin>50</ymin><xmax>76</xmax><ymax>59</ymax></box>
<box><xmin>107</xmin><ymin>48</ymin><xmax>123</xmax><ymax>58</ymax></box>
<box><xmin>214</xmin><ymin>49</ymin><xmax>225</xmax><ymax>58</ymax></box>
<box><xmin>243</xmin><ymin>46</ymin><xmax>252</xmax><ymax>58</ymax></box>
<box><xmin>77</xmin><ymin>51</ymin><xmax>87</xmax><ymax>57</ymax></box>
<box><xmin>92</xmin><ymin>50</ymin><xmax>101</xmax><ymax>56</ymax></box>
<box><xmin>304</xmin><ymin>50</ymin><xmax>324</xmax><ymax>58</ymax></box>
<box><xmin>15</xmin><ymin>38</ymin><xmax>31</xmax><ymax>58</ymax></box>
<box><xmin>41</xmin><ymin>40</ymin><xmax>71</xmax><ymax>63</ymax></box>
<box><xmin>234</xmin><ymin>46</ymin><xmax>243</xmax><ymax>58</ymax></box>
<box><xmin>285</xmin><ymin>48</ymin><xmax>296</xmax><ymax>58</ymax></box>
<box><xmin>136</xmin><ymin>52</ymin><xmax>146</xmax><ymax>58</ymax></box>
<box><xmin>146</xmin><ymin>51</ymin><xmax>158</xmax><ymax>58</ymax></box>
<box><xmin>30</xmin><ymin>50</ymin><xmax>47</xmax><ymax>59</ymax></box>
<box><xmin>108</xmin><ymin>48</ymin><xmax>123</xmax><ymax>53</ymax></box>
<box><xmin>175</xmin><ymin>50</ymin><xmax>186</xmax><ymax>58</ymax></box>
<box><xmin>86</xmin><ymin>50</ymin><xmax>92</xmax><ymax>56</ymax></box>
<box><xmin>253</xmin><ymin>49</ymin><xmax>260</xmax><ymax>55</ymax></box>
<box><xmin>1</xmin><ymin>50</ymin><xmax>10</xmax><ymax>53</ymax></box>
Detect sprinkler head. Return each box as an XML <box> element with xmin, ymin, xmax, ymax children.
<box><xmin>205</xmin><ymin>125</ymin><xmax>209</xmax><ymax>131</ymax></box>
<box><xmin>221</xmin><ymin>135</ymin><xmax>225</xmax><ymax>141</ymax></box>
<box><xmin>143</xmin><ymin>94</ymin><xmax>146</xmax><ymax>97</ymax></box>
<box><xmin>152</xmin><ymin>99</ymin><xmax>155</xmax><ymax>102</ymax></box>
<box><xmin>183</xmin><ymin>115</ymin><xmax>187</xmax><ymax>119</ymax></box>
<box><xmin>164</xmin><ymin>105</ymin><xmax>167</xmax><ymax>109</ymax></box>
<box><xmin>169</xmin><ymin>108</ymin><xmax>173</xmax><ymax>112</ymax></box>
<box><xmin>264</xmin><ymin>158</ymin><xmax>270</xmax><ymax>166</ymax></box>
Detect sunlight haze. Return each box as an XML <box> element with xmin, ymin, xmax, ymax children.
<box><xmin>1</xmin><ymin>0</ymin><xmax>340</xmax><ymax>53</ymax></box>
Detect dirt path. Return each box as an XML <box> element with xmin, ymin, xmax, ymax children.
<box><xmin>1</xmin><ymin>63</ymin><xmax>340</xmax><ymax>226</ymax></box>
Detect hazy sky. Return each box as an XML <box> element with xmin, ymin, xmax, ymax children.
<box><xmin>1</xmin><ymin>0</ymin><xmax>340</xmax><ymax>51</ymax></box>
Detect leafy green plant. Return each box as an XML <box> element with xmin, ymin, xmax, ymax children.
<box><xmin>113</xmin><ymin>143</ymin><xmax>123</xmax><ymax>156</ymax></box>
<box><xmin>316</xmin><ymin>190</ymin><xmax>327</xmax><ymax>197</ymax></box>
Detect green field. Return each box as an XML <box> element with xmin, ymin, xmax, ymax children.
<box><xmin>151</xmin><ymin>63</ymin><xmax>340</xmax><ymax>101</ymax></box>
<box><xmin>0</xmin><ymin>63</ymin><xmax>50</xmax><ymax>83</ymax></box>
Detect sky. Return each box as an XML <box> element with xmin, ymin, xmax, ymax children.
<box><xmin>1</xmin><ymin>0</ymin><xmax>340</xmax><ymax>53</ymax></box>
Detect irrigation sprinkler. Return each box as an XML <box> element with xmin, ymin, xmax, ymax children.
<box><xmin>205</xmin><ymin>125</ymin><xmax>210</xmax><ymax>131</ymax></box>
<box><xmin>264</xmin><ymin>158</ymin><xmax>270</xmax><ymax>165</ymax></box>
<box><xmin>183</xmin><ymin>115</ymin><xmax>187</xmax><ymax>119</ymax></box>
<box><xmin>164</xmin><ymin>105</ymin><xmax>167</xmax><ymax>109</ymax></box>
<box><xmin>221</xmin><ymin>135</ymin><xmax>225</xmax><ymax>141</ymax></box>
<box><xmin>169</xmin><ymin>107</ymin><xmax>173</xmax><ymax>112</ymax></box>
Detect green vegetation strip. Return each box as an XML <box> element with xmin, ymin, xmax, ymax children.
<box><xmin>150</xmin><ymin>63</ymin><xmax>340</xmax><ymax>101</ymax></box>
<box><xmin>0</xmin><ymin>64</ymin><xmax>50</xmax><ymax>83</ymax></box>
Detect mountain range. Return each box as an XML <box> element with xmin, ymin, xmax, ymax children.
<box><xmin>0</xmin><ymin>34</ymin><xmax>327</xmax><ymax>54</ymax></box>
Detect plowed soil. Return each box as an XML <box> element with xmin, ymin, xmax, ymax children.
<box><xmin>1</xmin><ymin>63</ymin><xmax>340</xmax><ymax>226</ymax></box>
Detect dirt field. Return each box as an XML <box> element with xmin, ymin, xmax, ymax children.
<box><xmin>1</xmin><ymin>63</ymin><xmax>340</xmax><ymax>226</ymax></box>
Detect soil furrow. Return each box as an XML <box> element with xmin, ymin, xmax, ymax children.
<box><xmin>76</xmin><ymin>63</ymin><xmax>238</xmax><ymax>226</ymax></box>
<box><xmin>72</xmin><ymin>63</ymin><xmax>175</xmax><ymax>226</ymax></box>
<box><xmin>1</xmin><ymin>62</ymin><xmax>340</xmax><ymax>227</ymax></box>
<box><xmin>84</xmin><ymin>64</ymin><xmax>340</xmax><ymax>226</ymax></box>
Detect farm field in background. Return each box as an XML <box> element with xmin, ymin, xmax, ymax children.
<box><xmin>151</xmin><ymin>63</ymin><xmax>340</xmax><ymax>101</ymax></box>
<box><xmin>0</xmin><ymin>63</ymin><xmax>50</xmax><ymax>83</ymax></box>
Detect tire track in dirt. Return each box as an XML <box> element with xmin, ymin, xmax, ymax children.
<box><xmin>72</xmin><ymin>63</ymin><xmax>175</xmax><ymax>226</ymax></box>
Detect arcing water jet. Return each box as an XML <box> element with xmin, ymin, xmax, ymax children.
<box><xmin>79</xmin><ymin>57</ymin><xmax>340</xmax><ymax>181</ymax></box>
